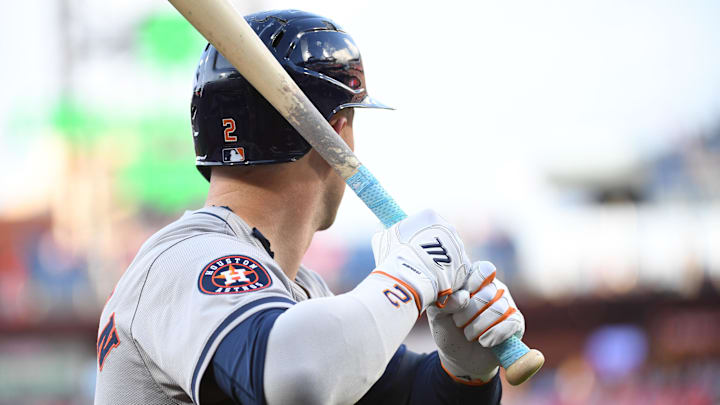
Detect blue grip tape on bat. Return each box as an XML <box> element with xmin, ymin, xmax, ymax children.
<box><xmin>346</xmin><ymin>165</ymin><xmax>544</xmax><ymax>385</ymax></box>
<box><xmin>346</xmin><ymin>166</ymin><xmax>407</xmax><ymax>227</ymax></box>
<box><xmin>491</xmin><ymin>336</ymin><xmax>530</xmax><ymax>370</ymax></box>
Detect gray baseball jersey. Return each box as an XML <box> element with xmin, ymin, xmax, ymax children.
<box><xmin>94</xmin><ymin>206</ymin><xmax>333</xmax><ymax>404</ymax></box>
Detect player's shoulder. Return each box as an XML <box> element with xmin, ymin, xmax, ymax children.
<box><xmin>296</xmin><ymin>265</ymin><xmax>335</xmax><ymax>298</ymax></box>
<box><xmin>110</xmin><ymin>206</ymin><xmax>295</xmax><ymax>308</ymax></box>
<box><xmin>152</xmin><ymin>206</ymin><xmax>240</xmax><ymax>244</ymax></box>
<box><xmin>151</xmin><ymin>207</ymin><xmax>293</xmax><ymax>294</ymax></box>
<box><xmin>101</xmin><ymin>210</ymin><xmax>297</xmax><ymax>404</ymax></box>
<box><xmin>139</xmin><ymin>206</ymin><xmax>265</xmax><ymax>262</ymax></box>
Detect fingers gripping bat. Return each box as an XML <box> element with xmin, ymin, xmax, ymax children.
<box><xmin>168</xmin><ymin>0</ymin><xmax>544</xmax><ymax>386</ymax></box>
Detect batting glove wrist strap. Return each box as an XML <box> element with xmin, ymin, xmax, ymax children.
<box><xmin>371</xmin><ymin>209</ymin><xmax>472</xmax><ymax>311</ymax></box>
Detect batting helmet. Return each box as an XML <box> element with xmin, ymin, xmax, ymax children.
<box><xmin>191</xmin><ymin>9</ymin><xmax>391</xmax><ymax>181</ymax></box>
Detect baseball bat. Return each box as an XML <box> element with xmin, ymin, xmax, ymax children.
<box><xmin>168</xmin><ymin>0</ymin><xmax>544</xmax><ymax>386</ymax></box>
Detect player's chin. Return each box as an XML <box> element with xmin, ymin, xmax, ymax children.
<box><xmin>318</xmin><ymin>200</ymin><xmax>341</xmax><ymax>230</ymax></box>
<box><xmin>319</xmin><ymin>186</ymin><xmax>345</xmax><ymax>230</ymax></box>
<box><xmin>318</xmin><ymin>214</ymin><xmax>336</xmax><ymax>231</ymax></box>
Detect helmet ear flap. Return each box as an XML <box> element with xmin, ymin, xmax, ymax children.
<box><xmin>198</xmin><ymin>166</ymin><xmax>211</xmax><ymax>182</ymax></box>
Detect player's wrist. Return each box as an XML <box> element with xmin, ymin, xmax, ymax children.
<box><xmin>371</xmin><ymin>210</ymin><xmax>476</xmax><ymax>311</ymax></box>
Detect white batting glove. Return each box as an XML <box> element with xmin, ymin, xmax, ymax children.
<box><xmin>427</xmin><ymin>261</ymin><xmax>525</xmax><ymax>383</ymax></box>
<box><xmin>371</xmin><ymin>209</ymin><xmax>472</xmax><ymax>311</ymax></box>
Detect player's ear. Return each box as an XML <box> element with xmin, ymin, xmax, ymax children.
<box><xmin>329</xmin><ymin>114</ymin><xmax>348</xmax><ymax>135</ymax></box>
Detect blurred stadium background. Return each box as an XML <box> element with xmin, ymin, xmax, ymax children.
<box><xmin>2</xmin><ymin>0</ymin><xmax>720</xmax><ymax>404</ymax></box>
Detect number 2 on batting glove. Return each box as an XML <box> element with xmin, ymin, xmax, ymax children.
<box><xmin>372</xmin><ymin>209</ymin><xmax>472</xmax><ymax>310</ymax></box>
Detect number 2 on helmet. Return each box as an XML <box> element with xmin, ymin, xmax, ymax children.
<box><xmin>222</xmin><ymin>118</ymin><xmax>237</xmax><ymax>142</ymax></box>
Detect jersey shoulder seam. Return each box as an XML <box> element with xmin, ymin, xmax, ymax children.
<box><xmin>192</xmin><ymin>211</ymin><xmax>237</xmax><ymax>237</ymax></box>
<box><xmin>192</xmin><ymin>210</ymin><xmax>276</xmax><ymax>262</ymax></box>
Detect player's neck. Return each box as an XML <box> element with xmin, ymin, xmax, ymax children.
<box><xmin>205</xmin><ymin>170</ymin><xmax>323</xmax><ymax>280</ymax></box>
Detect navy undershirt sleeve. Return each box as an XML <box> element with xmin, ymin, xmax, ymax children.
<box><xmin>211</xmin><ymin>308</ymin><xmax>286</xmax><ymax>405</ymax></box>
<box><xmin>211</xmin><ymin>311</ymin><xmax>501</xmax><ymax>405</ymax></box>
<box><xmin>357</xmin><ymin>345</ymin><xmax>502</xmax><ymax>405</ymax></box>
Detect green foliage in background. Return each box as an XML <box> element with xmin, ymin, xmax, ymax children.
<box><xmin>118</xmin><ymin>114</ymin><xmax>207</xmax><ymax>212</ymax></box>
<box><xmin>43</xmin><ymin>12</ymin><xmax>208</xmax><ymax>213</ymax></box>
<box><xmin>125</xmin><ymin>12</ymin><xmax>208</xmax><ymax>210</ymax></box>
<box><xmin>5</xmin><ymin>12</ymin><xmax>209</xmax><ymax>212</ymax></box>
<box><xmin>51</xmin><ymin>96</ymin><xmax>110</xmax><ymax>148</ymax></box>
<box><xmin>47</xmin><ymin>96</ymin><xmax>207</xmax><ymax>213</ymax></box>
<box><xmin>137</xmin><ymin>13</ymin><xmax>206</xmax><ymax>68</ymax></box>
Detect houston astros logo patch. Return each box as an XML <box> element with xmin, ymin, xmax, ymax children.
<box><xmin>198</xmin><ymin>255</ymin><xmax>272</xmax><ymax>295</ymax></box>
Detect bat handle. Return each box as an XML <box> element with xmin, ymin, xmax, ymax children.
<box><xmin>346</xmin><ymin>165</ymin><xmax>544</xmax><ymax>385</ymax></box>
<box><xmin>491</xmin><ymin>336</ymin><xmax>545</xmax><ymax>385</ymax></box>
<box><xmin>346</xmin><ymin>166</ymin><xmax>408</xmax><ymax>227</ymax></box>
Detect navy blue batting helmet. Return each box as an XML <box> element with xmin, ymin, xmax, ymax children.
<box><xmin>191</xmin><ymin>9</ymin><xmax>391</xmax><ymax>181</ymax></box>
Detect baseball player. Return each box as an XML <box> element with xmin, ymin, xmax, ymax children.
<box><xmin>95</xmin><ymin>10</ymin><xmax>525</xmax><ymax>405</ymax></box>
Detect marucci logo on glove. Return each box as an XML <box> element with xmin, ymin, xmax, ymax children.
<box><xmin>420</xmin><ymin>237</ymin><xmax>451</xmax><ymax>265</ymax></box>
<box><xmin>198</xmin><ymin>255</ymin><xmax>272</xmax><ymax>295</ymax></box>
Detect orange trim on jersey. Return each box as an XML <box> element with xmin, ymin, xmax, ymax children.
<box><xmin>470</xmin><ymin>271</ymin><xmax>496</xmax><ymax>297</ymax></box>
<box><xmin>371</xmin><ymin>271</ymin><xmax>422</xmax><ymax>314</ymax></box>
<box><xmin>460</xmin><ymin>288</ymin><xmax>504</xmax><ymax>329</ymax></box>
<box><xmin>473</xmin><ymin>307</ymin><xmax>517</xmax><ymax>342</ymax></box>
<box><xmin>440</xmin><ymin>361</ymin><xmax>492</xmax><ymax>386</ymax></box>
<box><xmin>435</xmin><ymin>288</ymin><xmax>453</xmax><ymax>308</ymax></box>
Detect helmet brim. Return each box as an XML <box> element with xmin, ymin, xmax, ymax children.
<box><xmin>334</xmin><ymin>95</ymin><xmax>394</xmax><ymax>115</ymax></box>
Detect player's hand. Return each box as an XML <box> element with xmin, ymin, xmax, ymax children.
<box><xmin>427</xmin><ymin>261</ymin><xmax>525</xmax><ymax>383</ymax></box>
<box><xmin>371</xmin><ymin>209</ymin><xmax>472</xmax><ymax>311</ymax></box>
